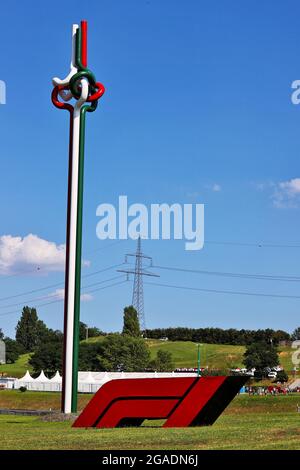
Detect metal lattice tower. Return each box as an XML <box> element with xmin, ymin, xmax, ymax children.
<box><xmin>118</xmin><ymin>237</ymin><xmax>159</xmax><ymax>330</ymax></box>
<box><xmin>132</xmin><ymin>237</ymin><xmax>144</xmax><ymax>327</ymax></box>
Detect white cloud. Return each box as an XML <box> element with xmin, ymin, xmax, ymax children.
<box><xmin>272</xmin><ymin>178</ymin><xmax>300</xmax><ymax>208</ymax></box>
<box><xmin>53</xmin><ymin>288</ymin><xmax>65</xmax><ymax>300</ymax></box>
<box><xmin>278</xmin><ymin>178</ymin><xmax>300</xmax><ymax>194</ymax></box>
<box><xmin>53</xmin><ymin>289</ymin><xmax>93</xmax><ymax>302</ymax></box>
<box><xmin>187</xmin><ymin>183</ymin><xmax>222</xmax><ymax>198</ymax></box>
<box><xmin>80</xmin><ymin>293</ymin><xmax>93</xmax><ymax>302</ymax></box>
<box><xmin>254</xmin><ymin>178</ymin><xmax>300</xmax><ymax>208</ymax></box>
<box><xmin>0</xmin><ymin>233</ymin><xmax>90</xmax><ymax>275</ymax></box>
<box><xmin>211</xmin><ymin>183</ymin><xmax>222</xmax><ymax>192</ymax></box>
<box><xmin>0</xmin><ymin>234</ymin><xmax>65</xmax><ymax>275</ymax></box>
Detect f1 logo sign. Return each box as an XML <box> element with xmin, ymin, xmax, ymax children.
<box><xmin>73</xmin><ymin>376</ymin><xmax>247</xmax><ymax>428</ymax></box>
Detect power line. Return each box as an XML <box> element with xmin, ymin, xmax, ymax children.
<box><xmin>0</xmin><ymin>263</ymin><xmax>123</xmax><ymax>303</ymax></box>
<box><xmin>0</xmin><ymin>280</ymin><xmax>64</xmax><ymax>303</ymax></box>
<box><xmin>0</xmin><ymin>279</ymin><xmax>127</xmax><ymax>317</ymax></box>
<box><xmin>145</xmin><ymin>280</ymin><xmax>300</xmax><ymax>300</ymax></box>
<box><xmin>83</xmin><ymin>263</ymin><xmax>123</xmax><ymax>279</ymax></box>
<box><xmin>205</xmin><ymin>240</ymin><xmax>300</xmax><ymax>249</ymax></box>
<box><xmin>83</xmin><ymin>239</ymin><xmax>126</xmax><ymax>256</ymax></box>
<box><xmin>153</xmin><ymin>264</ymin><xmax>300</xmax><ymax>282</ymax></box>
<box><xmin>82</xmin><ymin>275</ymin><xmax>124</xmax><ymax>291</ymax></box>
<box><xmin>3</xmin><ymin>257</ymin><xmax>299</xmax><ymax>309</ymax></box>
<box><xmin>82</xmin><ymin>279</ymin><xmax>128</xmax><ymax>295</ymax></box>
<box><xmin>0</xmin><ymin>291</ymin><xmax>61</xmax><ymax>310</ymax></box>
<box><xmin>0</xmin><ymin>275</ymin><xmax>124</xmax><ymax>310</ymax></box>
<box><xmin>0</xmin><ymin>266</ymin><xmax>43</xmax><ymax>280</ymax></box>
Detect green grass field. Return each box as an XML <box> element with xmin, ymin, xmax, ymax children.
<box><xmin>0</xmin><ymin>393</ymin><xmax>299</xmax><ymax>450</ymax></box>
<box><xmin>83</xmin><ymin>336</ymin><xmax>247</xmax><ymax>370</ymax></box>
<box><xmin>0</xmin><ymin>390</ymin><xmax>91</xmax><ymax>411</ymax></box>
<box><xmin>0</xmin><ymin>353</ymin><xmax>32</xmax><ymax>378</ymax></box>
<box><xmin>147</xmin><ymin>339</ymin><xmax>246</xmax><ymax>370</ymax></box>
<box><xmin>0</xmin><ymin>339</ymin><xmax>297</xmax><ymax>378</ymax></box>
<box><xmin>148</xmin><ymin>340</ymin><xmax>298</xmax><ymax>373</ymax></box>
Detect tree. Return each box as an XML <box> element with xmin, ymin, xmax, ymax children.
<box><xmin>3</xmin><ymin>338</ymin><xmax>23</xmax><ymax>363</ymax></box>
<box><xmin>291</xmin><ymin>327</ymin><xmax>300</xmax><ymax>341</ymax></box>
<box><xmin>79</xmin><ymin>321</ymin><xmax>88</xmax><ymax>341</ymax></box>
<box><xmin>88</xmin><ymin>327</ymin><xmax>104</xmax><ymax>338</ymax></box>
<box><xmin>0</xmin><ymin>329</ymin><xmax>4</xmax><ymax>340</ymax></box>
<box><xmin>243</xmin><ymin>341</ymin><xmax>279</xmax><ymax>371</ymax></box>
<box><xmin>15</xmin><ymin>307</ymin><xmax>48</xmax><ymax>352</ymax></box>
<box><xmin>79</xmin><ymin>322</ymin><xmax>104</xmax><ymax>341</ymax></box>
<box><xmin>79</xmin><ymin>342</ymin><xmax>103</xmax><ymax>371</ymax></box>
<box><xmin>149</xmin><ymin>349</ymin><xmax>174</xmax><ymax>371</ymax></box>
<box><xmin>276</xmin><ymin>370</ymin><xmax>288</xmax><ymax>383</ymax></box>
<box><xmin>98</xmin><ymin>334</ymin><xmax>150</xmax><ymax>371</ymax></box>
<box><xmin>29</xmin><ymin>334</ymin><xmax>63</xmax><ymax>375</ymax></box>
<box><xmin>144</xmin><ymin>327</ymin><xmax>291</xmax><ymax>345</ymax></box>
<box><xmin>122</xmin><ymin>306</ymin><xmax>141</xmax><ymax>337</ymax></box>
<box><xmin>78</xmin><ymin>334</ymin><xmax>150</xmax><ymax>372</ymax></box>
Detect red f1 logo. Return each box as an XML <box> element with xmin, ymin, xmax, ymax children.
<box><xmin>73</xmin><ymin>376</ymin><xmax>247</xmax><ymax>428</ymax></box>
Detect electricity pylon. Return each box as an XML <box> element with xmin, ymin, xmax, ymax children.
<box><xmin>118</xmin><ymin>237</ymin><xmax>159</xmax><ymax>330</ymax></box>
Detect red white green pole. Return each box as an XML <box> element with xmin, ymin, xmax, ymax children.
<box><xmin>52</xmin><ymin>21</ymin><xmax>105</xmax><ymax>413</ymax></box>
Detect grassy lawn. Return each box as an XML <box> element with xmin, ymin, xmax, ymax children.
<box><xmin>0</xmin><ymin>390</ymin><xmax>91</xmax><ymax>411</ymax></box>
<box><xmin>0</xmin><ymin>394</ymin><xmax>299</xmax><ymax>450</ymax></box>
<box><xmin>147</xmin><ymin>340</ymin><xmax>245</xmax><ymax>370</ymax></box>
<box><xmin>0</xmin><ymin>353</ymin><xmax>32</xmax><ymax>378</ymax></box>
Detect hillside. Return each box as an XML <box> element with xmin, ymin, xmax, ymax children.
<box><xmin>85</xmin><ymin>337</ymin><xmax>297</xmax><ymax>372</ymax></box>
<box><xmin>147</xmin><ymin>339</ymin><xmax>245</xmax><ymax>370</ymax></box>
<box><xmin>0</xmin><ymin>353</ymin><xmax>32</xmax><ymax>378</ymax></box>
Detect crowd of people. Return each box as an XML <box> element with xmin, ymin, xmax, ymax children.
<box><xmin>245</xmin><ymin>385</ymin><xmax>297</xmax><ymax>395</ymax></box>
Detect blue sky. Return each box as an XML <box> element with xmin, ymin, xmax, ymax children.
<box><xmin>1</xmin><ymin>0</ymin><xmax>300</xmax><ymax>338</ymax></box>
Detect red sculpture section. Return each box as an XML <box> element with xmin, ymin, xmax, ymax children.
<box><xmin>73</xmin><ymin>376</ymin><xmax>247</xmax><ymax>428</ymax></box>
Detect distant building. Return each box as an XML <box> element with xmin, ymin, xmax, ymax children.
<box><xmin>0</xmin><ymin>340</ymin><xmax>5</xmax><ymax>365</ymax></box>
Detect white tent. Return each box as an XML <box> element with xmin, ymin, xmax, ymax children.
<box><xmin>49</xmin><ymin>371</ymin><xmax>62</xmax><ymax>392</ymax></box>
<box><xmin>17</xmin><ymin>370</ymin><xmax>35</xmax><ymax>390</ymax></box>
<box><xmin>36</xmin><ymin>370</ymin><xmax>49</xmax><ymax>382</ymax></box>
<box><xmin>14</xmin><ymin>370</ymin><xmax>198</xmax><ymax>393</ymax></box>
<box><xmin>19</xmin><ymin>370</ymin><xmax>34</xmax><ymax>382</ymax></box>
<box><xmin>50</xmin><ymin>371</ymin><xmax>62</xmax><ymax>383</ymax></box>
<box><xmin>34</xmin><ymin>370</ymin><xmax>50</xmax><ymax>391</ymax></box>
<box><xmin>78</xmin><ymin>371</ymin><xmax>98</xmax><ymax>393</ymax></box>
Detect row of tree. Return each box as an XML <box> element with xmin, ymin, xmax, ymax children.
<box><xmin>143</xmin><ymin>326</ymin><xmax>300</xmax><ymax>345</ymax></box>
<box><xmin>29</xmin><ymin>305</ymin><xmax>173</xmax><ymax>375</ymax></box>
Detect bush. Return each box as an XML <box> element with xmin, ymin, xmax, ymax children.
<box><xmin>148</xmin><ymin>350</ymin><xmax>174</xmax><ymax>371</ymax></box>
<box><xmin>79</xmin><ymin>334</ymin><xmax>150</xmax><ymax>372</ymax></box>
<box><xmin>99</xmin><ymin>334</ymin><xmax>150</xmax><ymax>372</ymax></box>
<box><xmin>275</xmin><ymin>370</ymin><xmax>289</xmax><ymax>383</ymax></box>
<box><xmin>19</xmin><ymin>386</ymin><xmax>27</xmax><ymax>392</ymax></box>
<box><xmin>243</xmin><ymin>342</ymin><xmax>279</xmax><ymax>370</ymax></box>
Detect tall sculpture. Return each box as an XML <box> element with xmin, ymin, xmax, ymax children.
<box><xmin>52</xmin><ymin>21</ymin><xmax>105</xmax><ymax>413</ymax></box>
